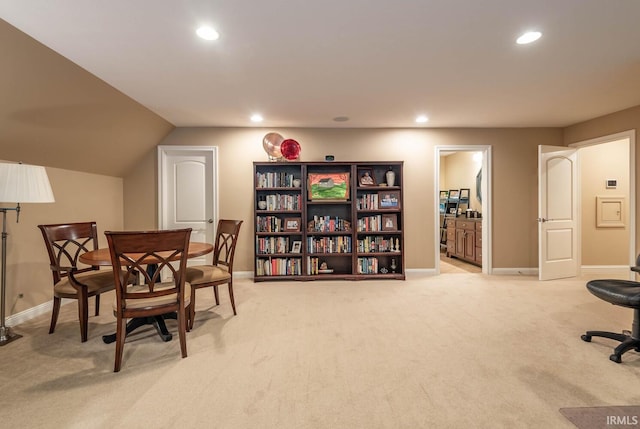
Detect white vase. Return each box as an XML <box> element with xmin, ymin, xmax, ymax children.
<box><xmin>385</xmin><ymin>169</ymin><xmax>396</xmax><ymax>187</ymax></box>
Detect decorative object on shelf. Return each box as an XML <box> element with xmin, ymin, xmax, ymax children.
<box><xmin>380</xmin><ymin>266</ymin><xmax>389</xmax><ymax>274</ymax></box>
<box><xmin>318</xmin><ymin>261</ymin><xmax>333</xmax><ymax>274</ymax></box>
<box><xmin>390</xmin><ymin>258</ymin><xmax>397</xmax><ymax>273</ymax></box>
<box><xmin>395</xmin><ymin>238</ymin><xmax>400</xmax><ymax>252</ymax></box>
<box><xmin>258</xmin><ymin>195</ymin><xmax>267</xmax><ymax>210</ymax></box>
<box><xmin>293</xmin><ymin>178</ymin><xmax>301</xmax><ymax>188</ymax></box>
<box><xmin>262</xmin><ymin>132</ymin><xmax>284</xmax><ymax>161</ymax></box>
<box><xmin>382</xmin><ymin>214</ymin><xmax>398</xmax><ymax>231</ymax></box>
<box><xmin>378</xmin><ymin>190</ymin><xmax>400</xmax><ymax>209</ymax></box>
<box><xmin>281</xmin><ymin>139</ymin><xmax>301</xmax><ymax>161</ymax></box>
<box><xmin>284</xmin><ymin>217</ymin><xmax>301</xmax><ymax>232</ymax></box>
<box><xmin>0</xmin><ymin>162</ymin><xmax>55</xmax><ymax>346</ymax></box>
<box><xmin>308</xmin><ymin>172</ymin><xmax>350</xmax><ymax>200</ymax></box>
<box><xmin>358</xmin><ymin>168</ymin><xmax>376</xmax><ymax>186</ymax></box>
<box><xmin>291</xmin><ymin>241</ymin><xmax>302</xmax><ymax>253</ymax></box>
<box><xmin>385</xmin><ymin>167</ymin><xmax>396</xmax><ymax>187</ymax></box>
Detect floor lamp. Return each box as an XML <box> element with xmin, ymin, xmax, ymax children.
<box><xmin>0</xmin><ymin>162</ymin><xmax>55</xmax><ymax>346</ymax></box>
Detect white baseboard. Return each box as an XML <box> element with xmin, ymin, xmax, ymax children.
<box><xmin>581</xmin><ymin>265</ymin><xmax>631</xmax><ymax>277</ymax></box>
<box><xmin>6</xmin><ymin>299</ymin><xmax>73</xmax><ymax>327</ymax></box>
<box><xmin>490</xmin><ymin>268</ymin><xmax>539</xmax><ymax>276</ymax></box>
<box><xmin>406</xmin><ymin>268</ymin><xmax>437</xmax><ymax>278</ymax></box>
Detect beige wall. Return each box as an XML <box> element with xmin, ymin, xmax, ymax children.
<box><xmin>580</xmin><ymin>139</ymin><xmax>630</xmax><ymax>265</ymax></box>
<box><xmin>442</xmin><ymin>151</ymin><xmax>482</xmax><ymax>213</ymax></box>
<box><xmin>124</xmin><ymin>127</ymin><xmax>563</xmax><ymax>273</ymax></box>
<box><xmin>2</xmin><ymin>166</ymin><xmax>123</xmax><ymax>315</ymax></box>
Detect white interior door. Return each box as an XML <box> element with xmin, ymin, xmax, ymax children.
<box><xmin>538</xmin><ymin>145</ymin><xmax>578</xmax><ymax>280</ymax></box>
<box><xmin>158</xmin><ymin>146</ymin><xmax>217</xmax><ymax>266</ymax></box>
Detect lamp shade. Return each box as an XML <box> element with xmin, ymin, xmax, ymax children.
<box><xmin>0</xmin><ymin>162</ymin><xmax>55</xmax><ymax>203</ymax></box>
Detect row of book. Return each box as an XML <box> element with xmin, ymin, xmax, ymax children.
<box><xmin>357</xmin><ymin>215</ymin><xmax>384</xmax><ymax>232</ymax></box>
<box><xmin>260</xmin><ymin>193</ymin><xmax>302</xmax><ymax>211</ymax></box>
<box><xmin>256</xmin><ymin>172</ymin><xmax>299</xmax><ymax>188</ymax></box>
<box><xmin>355</xmin><ymin>193</ymin><xmax>379</xmax><ymax>210</ymax></box>
<box><xmin>256</xmin><ymin>216</ymin><xmax>283</xmax><ymax>232</ymax></box>
<box><xmin>307</xmin><ymin>236</ymin><xmax>352</xmax><ymax>254</ymax></box>
<box><xmin>256</xmin><ymin>257</ymin><xmax>302</xmax><ymax>276</ymax></box>
<box><xmin>256</xmin><ymin>236</ymin><xmax>290</xmax><ymax>254</ymax></box>
<box><xmin>357</xmin><ymin>257</ymin><xmax>379</xmax><ymax>274</ymax></box>
<box><xmin>307</xmin><ymin>215</ymin><xmax>351</xmax><ymax>232</ymax></box>
<box><xmin>357</xmin><ymin>236</ymin><xmax>399</xmax><ymax>253</ymax></box>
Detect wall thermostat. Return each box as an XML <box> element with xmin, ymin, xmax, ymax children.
<box><xmin>606</xmin><ymin>179</ymin><xmax>617</xmax><ymax>189</ymax></box>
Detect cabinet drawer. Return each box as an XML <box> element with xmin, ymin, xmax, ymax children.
<box><xmin>446</xmin><ymin>229</ymin><xmax>455</xmax><ymax>240</ymax></box>
<box><xmin>455</xmin><ymin>220</ymin><xmax>475</xmax><ymax>230</ymax></box>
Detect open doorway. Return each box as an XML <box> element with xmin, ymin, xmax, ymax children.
<box><xmin>570</xmin><ymin>130</ymin><xmax>635</xmax><ymax>279</ymax></box>
<box><xmin>434</xmin><ymin>145</ymin><xmax>492</xmax><ymax>275</ymax></box>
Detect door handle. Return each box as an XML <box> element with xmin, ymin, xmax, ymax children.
<box><xmin>207</xmin><ymin>219</ymin><xmax>214</xmax><ymax>223</ymax></box>
<box><xmin>537</xmin><ymin>218</ymin><xmax>547</xmax><ymax>223</ymax></box>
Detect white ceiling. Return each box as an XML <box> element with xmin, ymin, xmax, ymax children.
<box><xmin>2</xmin><ymin>0</ymin><xmax>640</xmax><ymax>129</ymax></box>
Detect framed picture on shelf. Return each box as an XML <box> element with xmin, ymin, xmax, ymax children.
<box><xmin>439</xmin><ymin>190</ymin><xmax>449</xmax><ymax>199</ymax></box>
<box><xmin>358</xmin><ymin>168</ymin><xmax>377</xmax><ymax>186</ymax></box>
<box><xmin>291</xmin><ymin>240</ymin><xmax>302</xmax><ymax>253</ymax></box>
<box><xmin>378</xmin><ymin>190</ymin><xmax>401</xmax><ymax>209</ymax></box>
<box><xmin>449</xmin><ymin>189</ymin><xmax>460</xmax><ymax>199</ymax></box>
<box><xmin>308</xmin><ymin>172</ymin><xmax>350</xmax><ymax>200</ymax></box>
<box><xmin>459</xmin><ymin>188</ymin><xmax>470</xmax><ymax>199</ymax></box>
<box><xmin>382</xmin><ymin>214</ymin><xmax>398</xmax><ymax>231</ymax></box>
<box><xmin>284</xmin><ymin>218</ymin><xmax>301</xmax><ymax>232</ymax></box>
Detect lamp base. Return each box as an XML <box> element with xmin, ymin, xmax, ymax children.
<box><xmin>0</xmin><ymin>326</ymin><xmax>22</xmax><ymax>346</ymax></box>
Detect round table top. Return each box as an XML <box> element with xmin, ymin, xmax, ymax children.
<box><xmin>79</xmin><ymin>242</ymin><xmax>213</xmax><ymax>266</ymax></box>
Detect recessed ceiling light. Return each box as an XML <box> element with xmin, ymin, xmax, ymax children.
<box><xmin>250</xmin><ymin>114</ymin><xmax>263</xmax><ymax>123</ymax></box>
<box><xmin>196</xmin><ymin>26</ymin><xmax>220</xmax><ymax>41</ymax></box>
<box><xmin>415</xmin><ymin>115</ymin><xmax>429</xmax><ymax>123</ymax></box>
<box><xmin>516</xmin><ymin>31</ymin><xmax>541</xmax><ymax>45</ymax></box>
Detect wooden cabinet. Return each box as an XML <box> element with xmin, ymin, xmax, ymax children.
<box><xmin>254</xmin><ymin>161</ymin><xmax>405</xmax><ymax>281</ymax></box>
<box><xmin>446</xmin><ymin>217</ymin><xmax>481</xmax><ymax>266</ymax></box>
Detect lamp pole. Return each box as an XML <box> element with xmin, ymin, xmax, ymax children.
<box><xmin>0</xmin><ymin>206</ymin><xmax>22</xmax><ymax>345</ymax></box>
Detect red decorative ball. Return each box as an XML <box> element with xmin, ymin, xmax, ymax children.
<box><xmin>280</xmin><ymin>139</ymin><xmax>301</xmax><ymax>160</ymax></box>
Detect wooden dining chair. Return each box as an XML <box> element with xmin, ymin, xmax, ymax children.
<box><xmin>38</xmin><ymin>222</ymin><xmax>117</xmax><ymax>342</ymax></box>
<box><xmin>185</xmin><ymin>219</ymin><xmax>242</xmax><ymax>329</ymax></box>
<box><xmin>105</xmin><ymin>228</ymin><xmax>192</xmax><ymax>372</ymax></box>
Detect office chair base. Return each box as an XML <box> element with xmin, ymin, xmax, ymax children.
<box><xmin>581</xmin><ymin>330</ymin><xmax>640</xmax><ymax>363</ymax></box>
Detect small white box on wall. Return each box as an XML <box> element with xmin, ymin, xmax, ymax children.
<box><xmin>596</xmin><ymin>196</ymin><xmax>625</xmax><ymax>228</ymax></box>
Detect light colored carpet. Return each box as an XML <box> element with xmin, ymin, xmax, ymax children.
<box><xmin>1</xmin><ymin>273</ymin><xmax>639</xmax><ymax>428</ymax></box>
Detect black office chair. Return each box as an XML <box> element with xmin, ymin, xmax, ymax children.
<box><xmin>581</xmin><ymin>256</ymin><xmax>640</xmax><ymax>363</ymax></box>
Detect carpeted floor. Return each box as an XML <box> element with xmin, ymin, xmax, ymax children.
<box><xmin>1</xmin><ymin>272</ymin><xmax>639</xmax><ymax>428</ymax></box>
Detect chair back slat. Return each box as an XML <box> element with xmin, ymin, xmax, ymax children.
<box><xmin>105</xmin><ymin>229</ymin><xmax>191</xmax><ymax>314</ymax></box>
<box><xmin>38</xmin><ymin>222</ymin><xmax>100</xmax><ymax>283</ymax></box>
<box><xmin>214</xmin><ymin>220</ymin><xmax>243</xmax><ymax>271</ymax></box>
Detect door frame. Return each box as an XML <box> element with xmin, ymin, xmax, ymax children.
<box><xmin>434</xmin><ymin>145</ymin><xmax>492</xmax><ymax>274</ymax></box>
<box><xmin>569</xmin><ymin>130</ymin><xmax>636</xmax><ymax>278</ymax></box>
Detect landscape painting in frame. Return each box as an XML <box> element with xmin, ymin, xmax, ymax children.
<box><xmin>308</xmin><ymin>172</ymin><xmax>350</xmax><ymax>200</ymax></box>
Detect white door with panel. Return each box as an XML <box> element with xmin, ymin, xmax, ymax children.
<box><xmin>538</xmin><ymin>145</ymin><xmax>578</xmax><ymax>280</ymax></box>
<box><xmin>158</xmin><ymin>146</ymin><xmax>217</xmax><ymax>266</ymax></box>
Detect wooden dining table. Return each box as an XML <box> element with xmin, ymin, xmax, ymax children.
<box><xmin>80</xmin><ymin>241</ymin><xmax>213</xmax><ymax>344</ymax></box>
